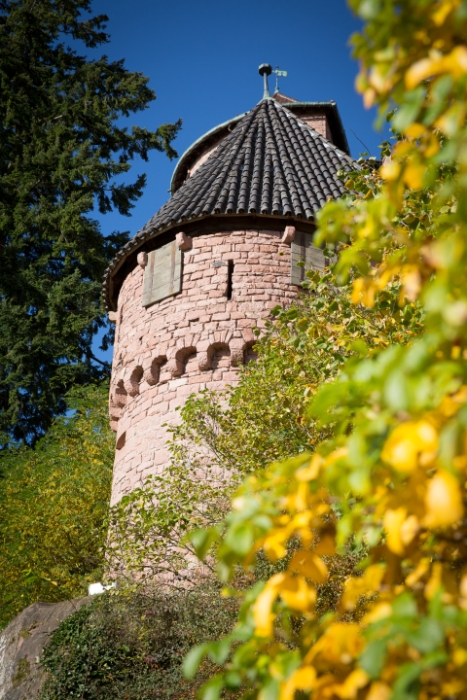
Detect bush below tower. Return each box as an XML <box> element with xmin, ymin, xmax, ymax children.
<box><xmin>39</xmin><ymin>583</ymin><xmax>238</xmax><ymax>700</ymax></box>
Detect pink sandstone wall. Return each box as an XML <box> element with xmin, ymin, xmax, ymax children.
<box><xmin>299</xmin><ymin>115</ymin><xmax>332</xmax><ymax>142</ymax></box>
<box><xmin>108</xmin><ymin>228</ymin><xmax>301</xmax><ymax>506</ymax></box>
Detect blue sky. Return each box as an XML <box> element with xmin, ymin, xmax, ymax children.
<box><xmin>88</xmin><ymin>0</ymin><xmax>390</xmax><ymax>360</ymax></box>
<box><xmin>89</xmin><ymin>0</ymin><xmax>389</xmax><ymax>239</ymax></box>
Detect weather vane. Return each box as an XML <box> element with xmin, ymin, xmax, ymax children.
<box><xmin>258</xmin><ymin>64</ymin><xmax>288</xmax><ymax>99</ymax></box>
<box><xmin>273</xmin><ymin>66</ymin><xmax>287</xmax><ymax>93</ymax></box>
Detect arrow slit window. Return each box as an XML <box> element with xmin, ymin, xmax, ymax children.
<box><xmin>290</xmin><ymin>231</ymin><xmax>332</xmax><ymax>285</ymax></box>
<box><xmin>142</xmin><ymin>241</ymin><xmax>182</xmax><ymax>307</ymax></box>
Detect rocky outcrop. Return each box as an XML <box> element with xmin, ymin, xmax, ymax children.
<box><xmin>0</xmin><ymin>598</ymin><xmax>90</xmax><ymax>700</ymax></box>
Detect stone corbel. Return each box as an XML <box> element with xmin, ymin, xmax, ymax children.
<box><xmin>143</xmin><ymin>365</ymin><xmax>159</xmax><ymax>386</ymax></box>
<box><xmin>176</xmin><ymin>231</ymin><xmax>193</xmax><ymax>251</ymax></box>
<box><xmin>109</xmin><ymin>405</ymin><xmax>123</xmax><ymax>422</ymax></box>
<box><xmin>123</xmin><ymin>366</ymin><xmax>143</xmax><ymax>397</ymax></box>
<box><xmin>197</xmin><ymin>351</ymin><xmax>211</xmax><ymax>371</ymax></box>
<box><xmin>281</xmin><ymin>225</ymin><xmax>296</xmax><ymax>244</ymax></box>
<box><xmin>230</xmin><ymin>339</ymin><xmax>246</xmax><ymax>367</ymax></box>
<box><xmin>137</xmin><ymin>251</ymin><xmax>148</xmax><ymax>268</ymax></box>
<box><xmin>108</xmin><ymin>311</ymin><xmax>117</xmax><ymax>323</ymax></box>
<box><xmin>143</xmin><ymin>352</ymin><xmax>167</xmax><ymax>386</ymax></box>
<box><xmin>166</xmin><ymin>357</ymin><xmax>183</xmax><ymax>377</ymax></box>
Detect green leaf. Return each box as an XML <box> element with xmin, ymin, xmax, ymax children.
<box><xmin>200</xmin><ymin>674</ymin><xmax>224</xmax><ymax>700</ymax></box>
<box><xmin>224</xmin><ymin>523</ymin><xmax>254</xmax><ymax>557</ymax></box>
<box><xmin>188</xmin><ymin>527</ymin><xmax>219</xmax><ymax>560</ymax></box>
<box><xmin>183</xmin><ymin>643</ymin><xmax>208</xmax><ymax>680</ymax></box>
<box><xmin>392</xmin><ymin>593</ymin><xmax>418</xmax><ymax>619</ymax></box>
<box><xmin>207</xmin><ymin>637</ymin><xmax>231</xmax><ymax>665</ymax></box>
<box><xmin>359</xmin><ymin>639</ymin><xmax>387</xmax><ymax>678</ymax></box>
<box><xmin>383</xmin><ymin>370</ymin><xmax>409</xmax><ymax>411</ymax></box>
<box><xmin>351</xmin><ymin>339</ymin><xmax>369</xmax><ymax>357</ymax></box>
<box><xmin>408</xmin><ymin>618</ymin><xmax>444</xmax><ymax>654</ymax></box>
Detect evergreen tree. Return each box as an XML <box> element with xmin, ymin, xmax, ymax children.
<box><xmin>0</xmin><ymin>0</ymin><xmax>181</xmax><ymax>445</ymax></box>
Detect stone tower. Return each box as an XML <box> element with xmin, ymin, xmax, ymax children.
<box><xmin>103</xmin><ymin>66</ymin><xmax>355</xmax><ymax>506</ymax></box>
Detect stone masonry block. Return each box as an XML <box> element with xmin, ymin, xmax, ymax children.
<box><xmin>176</xmin><ymin>231</ymin><xmax>193</xmax><ymax>251</ymax></box>
<box><xmin>281</xmin><ymin>225</ymin><xmax>296</xmax><ymax>244</ymax></box>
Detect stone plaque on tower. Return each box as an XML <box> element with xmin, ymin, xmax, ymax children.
<box><xmin>142</xmin><ymin>240</ymin><xmax>182</xmax><ymax>307</ymax></box>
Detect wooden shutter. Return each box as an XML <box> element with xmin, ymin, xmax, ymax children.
<box><xmin>290</xmin><ymin>231</ymin><xmax>329</xmax><ymax>285</ymax></box>
<box><xmin>142</xmin><ymin>241</ymin><xmax>182</xmax><ymax>307</ymax></box>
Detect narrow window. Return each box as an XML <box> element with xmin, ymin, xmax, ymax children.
<box><xmin>227</xmin><ymin>260</ymin><xmax>234</xmax><ymax>300</ymax></box>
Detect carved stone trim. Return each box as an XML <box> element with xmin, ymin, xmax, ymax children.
<box><xmin>175</xmin><ymin>231</ymin><xmax>193</xmax><ymax>251</ymax></box>
<box><xmin>281</xmin><ymin>225</ymin><xmax>296</xmax><ymax>244</ymax></box>
<box><xmin>137</xmin><ymin>251</ymin><xmax>148</xmax><ymax>268</ymax></box>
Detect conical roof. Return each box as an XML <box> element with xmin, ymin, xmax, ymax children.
<box><xmin>103</xmin><ymin>98</ymin><xmax>356</xmax><ymax>309</ymax></box>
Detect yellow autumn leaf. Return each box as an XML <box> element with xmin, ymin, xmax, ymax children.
<box><xmin>460</xmin><ymin>572</ymin><xmax>467</xmax><ymax>599</ymax></box>
<box><xmin>363</xmin><ymin>87</ymin><xmax>376</xmax><ymax>108</ymax></box>
<box><xmin>289</xmin><ymin>550</ymin><xmax>329</xmax><ymax>583</ymax></box>
<box><xmin>279</xmin><ymin>573</ymin><xmax>317</xmax><ymax>612</ymax></box>
<box><xmin>441</xmin><ymin>385</ymin><xmax>467</xmax><ymax>417</ymax></box>
<box><xmin>366</xmin><ymin>681</ymin><xmax>391</xmax><ymax>700</ymax></box>
<box><xmin>435</xmin><ymin>104</ymin><xmax>466</xmax><ymax>136</ymax></box>
<box><xmin>368</xmin><ymin>66</ymin><xmax>391</xmax><ymax>93</ymax></box>
<box><xmin>400</xmin><ymin>264</ymin><xmax>422</xmax><ymax>302</ymax></box>
<box><xmin>380</xmin><ymin>160</ymin><xmax>401</xmax><ymax>182</ymax></box>
<box><xmin>405</xmin><ymin>55</ymin><xmax>438</xmax><ymax>89</ymax></box>
<box><xmin>401</xmin><ymin>514</ymin><xmax>419</xmax><ymax>545</ymax></box>
<box><xmin>424</xmin><ymin>470</ymin><xmax>463</xmax><ymax>528</ymax></box>
<box><xmin>403</xmin><ymin>162</ymin><xmax>425</xmax><ymax>190</ymax></box>
<box><xmin>384</xmin><ymin>507</ymin><xmax>407</xmax><ymax>555</ymax></box>
<box><xmin>433</xmin><ymin>0</ymin><xmax>459</xmax><ymax>24</ymax></box>
<box><xmin>334</xmin><ymin>669</ymin><xmax>369</xmax><ymax>699</ymax></box>
<box><xmin>384</xmin><ymin>508</ymin><xmax>419</xmax><ymax>555</ymax></box>
<box><xmin>362</xmin><ymin>602</ymin><xmax>392</xmax><ymax>625</ymax></box>
<box><xmin>253</xmin><ymin>576</ymin><xmax>283</xmax><ymax>637</ymax></box>
<box><xmin>341</xmin><ymin>564</ymin><xmax>385</xmax><ymax>610</ymax></box>
<box><xmin>425</xmin><ymin>133</ymin><xmax>440</xmax><ymax>157</ymax></box>
<box><xmin>424</xmin><ymin>561</ymin><xmax>443</xmax><ymax>600</ymax></box>
<box><xmin>381</xmin><ymin>420</ymin><xmax>438</xmax><ymax>472</ymax></box>
<box><xmin>281</xmin><ymin>666</ymin><xmax>316</xmax><ymax>700</ymax></box>
<box><xmin>305</xmin><ymin>622</ymin><xmax>364</xmax><ymax>665</ymax></box>
<box><xmin>453</xmin><ymin>648</ymin><xmax>467</xmax><ymax>666</ymax></box>
<box><xmin>285</xmin><ymin>482</ymin><xmax>310</xmax><ymax>512</ymax></box>
<box><xmin>263</xmin><ymin>530</ymin><xmax>289</xmax><ymax>561</ymax></box>
<box><xmin>405</xmin><ymin>557</ymin><xmax>430</xmax><ymax>588</ymax></box>
<box><xmin>296</xmin><ymin>453</ymin><xmax>322</xmax><ymax>481</ymax></box>
<box><xmin>406</xmin><ymin>47</ymin><xmax>467</xmax><ymax>89</ymax></box>
<box><xmin>442</xmin><ymin>679</ymin><xmax>466</xmax><ymax>695</ymax></box>
<box><xmin>325</xmin><ymin>446</ymin><xmax>349</xmax><ymax>464</ymax></box>
<box><xmin>313</xmin><ymin>534</ymin><xmax>336</xmax><ymax>556</ymax></box>
<box><xmin>443</xmin><ymin>45</ymin><xmax>467</xmax><ymax>78</ymax></box>
<box><xmin>404</xmin><ymin>123</ymin><xmax>426</xmax><ymax>139</ymax></box>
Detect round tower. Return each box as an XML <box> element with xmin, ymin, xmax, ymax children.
<box><xmin>103</xmin><ymin>67</ymin><xmax>355</xmax><ymax>506</ymax></box>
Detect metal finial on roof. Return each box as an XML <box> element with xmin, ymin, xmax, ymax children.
<box><xmin>258</xmin><ymin>63</ymin><xmax>272</xmax><ymax>100</ymax></box>
<box><xmin>273</xmin><ymin>65</ymin><xmax>288</xmax><ymax>93</ymax></box>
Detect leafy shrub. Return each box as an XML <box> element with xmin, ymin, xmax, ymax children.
<box><xmin>0</xmin><ymin>384</ymin><xmax>113</xmax><ymax>628</ymax></box>
<box><xmin>184</xmin><ymin>1</ymin><xmax>467</xmax><ymax>698</ymax></box>
<box><xmin>40</xmin><ymin>584</ymin><xmax>238</xmax><ymax>700</ymax></box>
